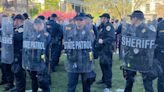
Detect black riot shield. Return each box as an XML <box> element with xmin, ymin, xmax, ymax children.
<box><xmin>121</xmin><ymin>22</ymin><xmax>157</xmax><ymax>72</ymax></box>
<box><xmin>1</xmin><ymin>17</ymin><xmax>14</xmax><ymax>64</ymax></box>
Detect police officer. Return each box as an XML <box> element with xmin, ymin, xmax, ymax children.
<box><xmin>12</xmin><ymin>14</ymin><xmax>26</xmax><ymax>92</ymax></box>
<box><xmin>85</xmin><ymin>14</ymin><xmax>99</xmax><ymax>59</ymax></box>
<box><xmin>1</xmin><ymin>15</ymin><xmax>14</xmax><ymax>91</ymax></box>
<box><xmin>85</xmin><ymin>14</ymin><xmax>98</xmax><ymax>37</ymax></box>
<box><xmin>122</xmin><ymin>10</ymin><xmax>155</xmax><ymax>92</ymax></box>
<box><xmin>23</xmin><ymin>13</ymin><xmax>29</xmax><ymax>20</ymax></box>
<box><xmin>63</xmin><ymin>13</ymin><xmax>95</xmax><ymax>92</ymax></box>
<box><xmin>155</xmin><ymin>18</ymin><xmax>164</xmax><ymax>92</ymax></box>
<box><xmin>23</xmin><ymin>18</ymin><xmax>51</xmax><ymax>92</ymax></box>
<box><xmin>48</xmin><ymin>13</ymin><xmax>63</xmax><ymax>72</ymax></box>
<box><xmin>157</xmin><ymin>17</ymin><xmax>163</xmax><ymax>23</ymax></box>
<box><xmin>0</xmin><ymin>13</ymin><xmax>7</xmax><ymax>85</ymax></box>
<box><xmin>96</xmin><ymin>13</ymin><xmax>115</xmax><ymax>92</ymax></box>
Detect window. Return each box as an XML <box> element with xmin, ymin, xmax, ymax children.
<box><xmin>146</xmin><ymin>4</ymin><xmax>150</xmax><ymax>12</ymax></box>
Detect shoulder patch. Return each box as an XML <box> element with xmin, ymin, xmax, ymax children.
<box><xmin>18</xmin><ymin>28</ymin><xmax>24</xmax><ymax>33</ymax></box>
<box><xmin>106</xmin><ymin>26</ymin><xmax>111</xmax><ymax>31</ymax></box>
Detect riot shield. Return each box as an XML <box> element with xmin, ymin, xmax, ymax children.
<box><xmin>1</xmin><ymin>17</ymin><xmax>14</xmax><ymax>64</ymax></box>
<box><xmin>121</xmin><ymin>22</ymin><xmax>156</xmax><ymax>72</ymax></box>
<box><xmin>22</xmin><ymin>19</ymin><xmax>48</xmax><ymax>71</ymax></box>
<box><xmin>63</xmin><ymin>25</ymin><xmax>95</xmax><ymax>73</ymax></box>
<box><xmin>0</xmin><ymin>27</ymin><xmax>2</xmax><ymax>62</ymax></box>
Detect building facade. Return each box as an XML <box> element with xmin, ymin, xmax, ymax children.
<box><xmin>60</xmin><ymin>0</ymin><xmax>85</xmax><ymax>12</ymax></box>
<box><xmin>0</xmin><ymin>0</ymin><xmax>28</xmax><ymax>13</ymax></box>
<box><xmin>132</xmin><ymin>0</ymin><xmax>164</xmax><ymax>20</ymax></box>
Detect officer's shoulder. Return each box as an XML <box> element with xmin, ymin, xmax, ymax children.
<box><xmin>158</xmin><ymin>20</ymin><xmax>164</xmax><ymax>27</ymax></box>
<box><xmin>146</xmin><ymin>24</ymin><xmax>156</xmax><ymax>32</ymax></box>
<box><xmin>44</xmin><ymin>32</ymin><xmax>49</xmax><ymax>37</ymax></box>
<box><xmin>107</xmin><ymin>22</ymin><xmax>114</xmax><ymax>28</ymax></box>
<box><xmin>158</xmin><ymin>20</ymin><xmax>164</xmax><ymax>24</ymax></box>
<box><xmin>55</xmin><ymin>22</ymin><xmax>61</xmax><ymax>27</ymax></box>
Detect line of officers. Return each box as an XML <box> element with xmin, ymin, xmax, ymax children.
<box><xmin>0</xmin><ymin>13</ymin><xmax>63</xmax><ymax>92</ymax></box>
<box><xmin>0</xmin><ymin>10</ymin><xmax>163</xmax><ymax>92</ymax></box>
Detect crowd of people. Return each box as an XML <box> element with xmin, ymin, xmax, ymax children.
<box><xmin>0</xmin><ymin>10</ymin><xmax>163</xmax><ymax>92</ymax></box>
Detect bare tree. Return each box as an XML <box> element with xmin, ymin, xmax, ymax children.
<box><xmin>84</xmin><ymin>0</ymin><xmax>149</xmax><ymax>19</ymax></box>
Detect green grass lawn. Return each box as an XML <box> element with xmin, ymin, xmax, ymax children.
<box><xmin>0</xmin><ymin>54</ymin><xmax>158</xmax><ymax>92</ymax></box>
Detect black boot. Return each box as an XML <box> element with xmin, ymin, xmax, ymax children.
<box><xmin>0</xmin><ymin>81</ymin><xmax>7</xmax><ymax>85</ymax></box>
<box><xmin>4</xmin><ymin>83</ymin><xmax>14</xmax><ymax>91</ymax></box>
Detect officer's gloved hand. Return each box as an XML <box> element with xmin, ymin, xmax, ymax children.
<box><xmin>123</xmin><ymin>69</ymin><xmax>128</xmax><ymax>79</ymax></box>
<box><xmin>120</xmin><ymin>65</ymin><xmax>128</xmax><ymax>79</ymax></box>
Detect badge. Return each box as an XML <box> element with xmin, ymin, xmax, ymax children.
<box><xmin>65</xmin><ymin>26</ymin><xmax>71</xmax><ymax>31</ymax></box>
<box><xmin>142</xmin><ymin>29</ymin><xmax>146</xmax><ymax>33</ymax></box>
<box><xmin>82</xmin><ymin>31</ymin><xmax>86</xmax><ymax>35</ymax></box>
<box><xmin>106</xmin><ymin>26</ymin><xmax>111</xmax><ymax>31</ymax></box>
<box><xmin>15</xmin><ymin>29</ymin><xmax>18</xmax><ymax>32</ymax></box>
<box><xmin>37</xmin><ymin>34</ymin><xmax>41</xmax><ymax>38</ymax></box>
<box><xmin>133</xmin><ymin>48</ymin><xmax>139</xmax><ymax>54</ymax></box>
<box><xmin>73</xmin><ymin>63</ymin><xmax>77</xmax><ymax>68</ymax></box>
<box><xmin>18</xmin><ymin>28</ymin><xmax>24</xmax><ymax>33</ymax></box>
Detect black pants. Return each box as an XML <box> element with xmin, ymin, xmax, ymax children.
<box><xmin>51</xmin><ymin>45</ymin><xmax>62</xmax><ymax>70</ymax></box>
<box><xmin>118</xmin><ymin>41</ymin><xmax>123</xmax><ymax>60</ymax></box>
<box><xmin>12</xmin><ymin>63</ymin><xmax>26</xmax><ymax>92</ymax></box>
<box><xmin>157</xmin><ymin>51</ymin><xmax>164</xmax><ymax>92</ymax></box>
<box><xmin>0</xmin><ymin>63</ymin><xmax>7</xmax><ymax>83</ymax></box>
<box><xmin>67</xmin><ymin>72</ymin><xmax>91</xmax><ymax>92</ymax></box>
<box><xmin>99</xmin><ymin>52</ymin><xmax>112</xmax><ymax>88</ymax></box>
<box><xmin>28</xmin><ymin>71</ymin><xmax>50</xmax><ymax>92</ymax></box>
<box><xmin>12</xmin><ymin>53</ymin><xmax>26</xmax><ymax>92</ymax></box>
<box><xmin>124</xmin><ymin>70</ymin><xmax>154</xmax><ymax>92</ymax></box>
<box><xmin>2</xmin><ymin>63</ymin><xmax>14</xmax><ymax>86</ymax></box>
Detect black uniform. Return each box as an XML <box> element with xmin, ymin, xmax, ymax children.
<box><xmin>1</xmin><ymin>17</ymin><xmax>14</xmax><ymax>91</ymax></box>
<box><xmin>47</xmin><ymin>20</ymin><xmax>63</xmax><ymax>72</ymax></box>
<box><xmin>64</xmin><ymin>23</ymin><xmax>94</xmax><ymax>92</ymax></box>
<box><xmin>155</xmin><ymin>20</ymin><xmax>164</xmax><ymax>92</ymax></box>
<box><xmin>0</xmin><ymin>26</ymin><xmax>7</xmax><ymax>85</ymax></box>
<box><xmin>92</xmin><ymin>25</ymin><xmax>99</xmax><ymax>59</ymax></box>
<box><xmin>116</xmin><ymin>24</ymin><xmax>122</xmax><ymax>60</ymax></box>
<box><xmin>12</xmin><ymin>25</ymin><xmax>26</xmax><ymax>92</ymax></box>
<box><xmin>122</xmin><ymin>23</ymin><xmax>155</xmax><ymax>92</ymax></box>
<box><xmin>23</xmin><ymin>19</ymin><xmax>51</xmax><ymax>92</ymax></box>
<box><xmin>96</xmin><ymin>22</ymin><xmax>115</xmax><ymax>88</ymax></box>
